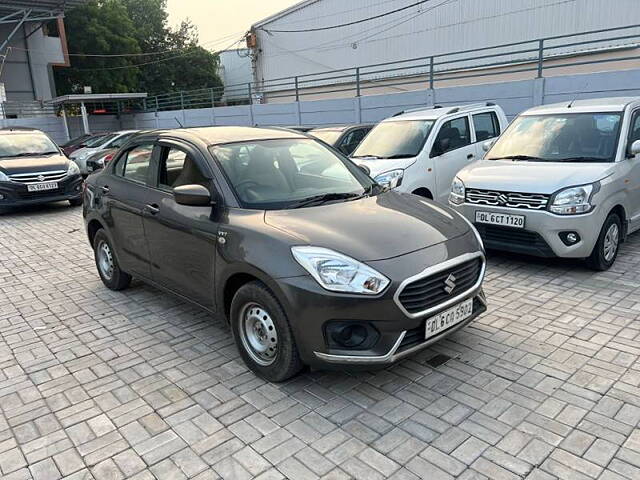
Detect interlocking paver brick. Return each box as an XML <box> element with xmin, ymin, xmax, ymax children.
<box><xmin>3</xmin><ymin>205</ymin><xmax>640</xmax><ymax>478</ymax></box>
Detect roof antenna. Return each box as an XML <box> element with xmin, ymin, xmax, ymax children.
<box><xmin>174</xmin><ymin>117</ymin><xmax>184</xmax><ymax>128</ymax></box>
<box><xmin>567</xmin><ymin>81</ymin><xmax>590</xmax><ymax>109</ymax></box>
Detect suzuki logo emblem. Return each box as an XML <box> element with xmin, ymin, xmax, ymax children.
<box><xmin>444</xmin><ymin>274</ymin><xmax>457</xmax><ymax>294</ymax></box>
<box><xmin>37</xmin><ymin>175</ymin><xmax>46</xmax><ymax>182</ymax></box>
<box><xmin>497</xmin><ymin>193</ymin><xmax>509</xmax><ymax>205</ymax></box>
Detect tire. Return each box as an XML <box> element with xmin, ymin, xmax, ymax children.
<box><xmin>69</xmin><ymin>197</ymin><xmax>83</xmax><ymax>207</ymax></box>
<box><xmin>93</xmin><ymin>230</ymin><xmax>132</xmax><ymax>290</ymax></box>
<box><xmin>586</xmin><ymin>213</ymin><xmax>621</xmax><ymax>271</ymax></box>
<box><xmin>230</xmin><ymin>281</ymin><xmax>303</xmax><ymax>382</ymax></box>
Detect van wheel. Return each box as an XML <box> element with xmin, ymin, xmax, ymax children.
<box><xmin>231</xmin><ymin>281</ymin><xmax>303</xmax><ymax>382</ymax></box>
<box><xmin>586</xmin><ymin>213</ymin><xmax>621</xmax><ymax>271</ymax></box>
<box><xmin>69</xmin><ymin>197</ymin><xmax>83</xmax><ymax>207</ymax></box>
<box><xmin>93</xmin><ymin>230</ymin><xmax>132</xmax><ymax>290</ymax></box>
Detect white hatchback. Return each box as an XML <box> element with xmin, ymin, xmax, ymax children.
<box><xmin>352</xmin><ymin>103</ymin><xmax>508</xmax><ymax>204</ymax></box>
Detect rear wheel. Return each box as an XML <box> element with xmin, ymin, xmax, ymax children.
<box><xmin>93</xmin><ymin>230</ymin><xmax>131</xmax><ymax>290</ymax></box>
<box><xmin>586</xmin><ymin>213</ymin><xmax>621</xmax><ymax>271</ymax></box>
<box><xmin>230</xmin><ymin>281</ymin><xmax>303</xmax><ymax>382</ymax></box>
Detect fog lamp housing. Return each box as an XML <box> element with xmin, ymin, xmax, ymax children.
<box><xmin>325</xmin><ymin>322</ymin><xmax>379</xmax><ymax>350</ymax></box>
<box><xmin>559</xmin><ymin>231</ymin><xmax>581</xmax><ymax>246</ymax></box>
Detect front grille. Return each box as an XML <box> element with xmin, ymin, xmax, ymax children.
<box><xmin>466</xmin><ymin>188</ymin><xmax>549</xmax><ymax>210</ymax></box>
<box><xmin>397</xmin><ymin>257</ymin><xmax>483</xmax><ymax>315</ymax></box>
<box><xmin>8</xmin><ymin>170</ymin><xmax>68</xmax><ymax>184</ymax></box>
<box><xmin>475</xmin><ymin>224</ymin><xmax>555</xmax><ymax>257</ymax></box>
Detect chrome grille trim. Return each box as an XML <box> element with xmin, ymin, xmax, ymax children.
<box><xmin>466</xmin><ymin>189</ymin><xmax>549</xmax><ymax>210</ymax></box>
<box><xmin>8</xmin><ymin>170</ymin><xmax>68</xmax><ymax>184</ymax></box>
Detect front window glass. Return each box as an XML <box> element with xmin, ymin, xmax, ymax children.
<box><xmin>159</xmin><ymin>148</ymin><xmax>208</xmax><ymax>190</ymax></box>
<box><xmin>0</xmin><ymin>133</ymin><xmax>59</xmax><ymax>158</ymax></box>
<box><xmin>211</xmin><ymin>138</ymin><xmax>374</xmax><ymax>210</ymax></box>
<box><xmin>309</xmin><ymin>129</ymin><xmax>342</xmax><ymax>145</ymax></box>
<box><xmin>487</xmin><ymin>113</ymin><xmax>623</xmax><ymax>163</ymax></box>
<box><xmin>431</xmin><ymin>117</ymin><xmax>471</xmax><ymax>156</ymax></box>
<box><xmin>118</xmin><ymin>144</ymin><xmax>153</xmax><ymax>184</ymax></box>
<box><xmin>352</xmin><ymin>120</ymin><xmax>434</xmax><ymax>159</ymax></box>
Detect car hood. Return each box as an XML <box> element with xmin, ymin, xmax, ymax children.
<box><xmin>0</xmin><ymin>154</ymin><xmax>70</xmax><ymax>175</ymax></box>
<box><xmin>458</xmin><ymin>159</ymin><xmax>617</xmax><ymax>194</ymax></box>
<box><xmin>264</xmin><ymin>191</ymin><xmax>469</xmax><ymax>261</ymax></box>
<box><xmin>352</xmin><ymin>156</ymin><xmax>417</xmax><ymax>178</ymax></box>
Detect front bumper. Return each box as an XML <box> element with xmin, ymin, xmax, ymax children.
<box><xmin>451</xmin><ymin>202</ymin><xmax>605</xmax><ymax>258</ymax></box>
<box><xmin>0</xmin><ymin>175</ymin><xmax>83</xmax><ymax>207</ymax></box>
<box><xmin>274</xmin><ymin>237</ymin><xmax>486</xmax><ymax>368</ymax></box>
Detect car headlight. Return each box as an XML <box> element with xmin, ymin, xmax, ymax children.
<box><xmin>67</xmin><ymin>161</ymin><xmax>81</xmax><ymax>176</ymax></box>
<box><xmin>449</xmin><ymin>177</ymin><xmax>466</xmax><ymax>205</ymax></box>
<box><xmin>0</xmin><ymin>171</ymin><xmax>8</xmax><ymax>182</ymax></box>
<box><xmin>374</xmin><ymin>169</ymin><xmax>404</xmax><ymax>189</ymax></box>
<box><xmin>549</xmin><ymin>184</ymin><xmax>596</xmax><ymax>215</ymax></box>
<box><xmin>291</xmin><ymin>246</ymin><xmax>390</xmax><ymax>295</ymax></box>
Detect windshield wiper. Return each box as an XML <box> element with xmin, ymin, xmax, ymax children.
<box><xmin>351</xmin><ymin>154</ymin><xmax>382</xmax><ymax>159</ymax></box>
<box><xmin>2</xmin><ymin>151</ymin><xmax>59</xmax><ymax>158</ymax></box>
<box><xmin>553</xmin><ymin>156</ymin><xmax>610</xmax><ymax>163</ymax></box>
<box><xmin>290</xmin><ymin>192</ymin><xmax>363</xmax><ymax>209</ymax></box>
<box><xmin>385</xmin><ymin>154</ymin><xmax>415</xmax><ymax>159</ymax></box>
<box><xmin>490</xmin><ymin>155</ymin><xmax>543</xmax><ymax>161</ymax></box>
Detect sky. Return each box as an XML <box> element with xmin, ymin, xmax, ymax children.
<box><xmin>166</xmin><ymin>0</ymin><xmax>301</xmax><ymax>52</ymax></box>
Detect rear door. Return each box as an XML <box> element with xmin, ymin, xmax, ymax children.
<box><xmin>97</xmin><ymin>142</ymin><xmax>156</xmax><ymax>278</ymax></box>
<box><xmin>142</xmin><ymin>140</ymin><xmax>219</xmax><ymax>308</ymax></box>
<box><xmin>430</xmin><ymin>115</ymin><xmax>476</xmax><ymax>203</ymax></box>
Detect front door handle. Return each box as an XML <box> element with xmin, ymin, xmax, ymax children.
<box><xmin>467</xmin><ymin>153</ymin><xmax>474</xmax><ymax>160</ymax></box>
<box><xmin>144</xmin><ymin>203</ymin><xmax>160</xmax><ymax>215</ymax></box>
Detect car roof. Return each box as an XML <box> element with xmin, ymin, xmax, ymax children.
<box><xmin>150</xmin><ymin>126</ymin><xmax>308</xmax><ymax>146</ymax></box>
<box><xmin>523</xmin><ymin>97</ymin><xmax>640</xmax><ymax>115</ymax></box>
<box><xmin>0</xmin><ymin>127</ymin><xmax>45</xmax><ymax>134</ymax></box>
<box><xmin>383</xmin><ymin>103</ymin><xmax>498</xmax><ymax>122</ymax></box>
<box><xmin>310</xmin><ymin>124</ymin><xmax>372</xmax><ymax>132</ymax></box>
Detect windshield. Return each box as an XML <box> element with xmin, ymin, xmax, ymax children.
<box><xmin>352</xmin><ymin>120</ymin><xmax>434</xmax><ymax>159</ymax></box>
<box><xmin>308</xmin><ymin>129</ymin><xmax>342</xmax><ymax>145</ymax></box>
<box><xmin>0</xmin><ymin>133</ymin><xmax>59</xmax><ymax>158</ymax></box>
<box><xmin>88</xmin><ymin>133</ymin><xmax>118</xmax><ymax>148</ymax></box>
<box><xmin>487</xmin><ymin>113</ymin><xmax>622</xmax><ymax>163</ymax></box>
<box><xmin>211</xmin><ymin>138</ymin><xmax>375</xmax><ymax>210</ymax></box>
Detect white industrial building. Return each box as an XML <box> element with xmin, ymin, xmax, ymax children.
<box><xmin>217</xmin><ymin>48</ymin><xmax>253</xmax><ymax>103</ymax></box>
<box><xmin>249</xmin><ymin>0</ymin><xmax>640</xmax><ymax>100</ymax></box>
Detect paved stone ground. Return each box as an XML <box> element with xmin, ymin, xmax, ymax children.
<box><xmin>1</xmin><ymin>203</ymin><xmax>640</xmax><ymax>480</ymax></box>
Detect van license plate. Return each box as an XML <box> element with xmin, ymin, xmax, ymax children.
<box><xmin>475</xmin><ymin>211</ymin><xmax>525</xmax><ymax>228</ymax></box>
<box><xmin>425</xmin><ymin>298</ymin><xmax>473</xmax><ymax>339</ymax></box>
<box><xmin>27</xmin><ymin>182</ymin><xmax>58</xmax><ymax>192</ymax></box>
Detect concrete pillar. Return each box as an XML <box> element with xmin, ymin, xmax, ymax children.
<box><xmin>533</xmin><ymin>77</ymin><xmax>545</xmax><ymax>106</ymax></box>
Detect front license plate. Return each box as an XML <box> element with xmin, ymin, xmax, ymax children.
<box><xmin>425</xmin><ymin>298</ymin><xmax>473</xmax><ymax>339</ymax></box>
<box><xmin>27</xmin><ymin>182</ymin><xmax>58</xmax><ymax>192</ymax></box>
<box><xmin>475</xmin><ymin>211</ymin><xmax>525</xmax><ymax>228</ymax></box>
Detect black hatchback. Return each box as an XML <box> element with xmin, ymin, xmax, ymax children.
<box><xmin>83</xmin><ymin>127</ymin><xmax>486</xmax><ymax>381</ymax></box>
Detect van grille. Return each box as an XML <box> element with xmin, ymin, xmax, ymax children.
<box><xmin>397</xmin><ymin>258</ymin><xmax>483</xmax><ymax>315</ymax></box>
<box><xmin>466</xmin><ymin>189</ymin><xmax>549</xmax><ymax>210</ymax></box>
<box><xmin>8</xmin><ymin>170</ymin><xmax>68</xmax><ymax>184</ymax></box>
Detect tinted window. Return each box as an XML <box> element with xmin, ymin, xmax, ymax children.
<box><xmin>352</xmin><ymin>120</ymin><xmax>434</xmax><ymax>159</ymax></box>
<box><xmin>473</xmin><ymin>112</ymin><xmax>500</xmax><ymax>142</ymax></box>
<box><xmin>339</xmin><ymin>128</ymin><xmax>369</xmax><ymax>155</ymax></box>
<box><xmin>111</xmin><ymin>133</ymin><xmax>135</xmax><ymax>148</ymax></box>
<box><xmin>630</xmin><ymin>111</ymin><xmax>640</xmax><ymax>144</ymax></box>
<box><xmin>432</xmin><ymin>117</ymin><xmax>471</xmax><ymax>156</ymax></box>
<box><xmin>487</xmin><ymin>113</ymin><xmax>622</xmax><ymax>163</ymax></box>
<box><xmin>117</xmin><ymin>144</ymin><xmax>153</xmax><ymax>183</ymax></box>
<box><xmin>158</xmin><ymin>148</ymin><xmax>208</xmax><ymax>190</ymax></box>
<box><xmin>212</xmin><ymin>138</ymin><xmax>372</xmax><ymax>209</ymax></box>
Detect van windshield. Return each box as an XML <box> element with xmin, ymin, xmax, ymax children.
<box><xmin>352</xmin><ymin>120</ymin><xmax>434</xmax><ymax>159</ymax></box>
<box><xmin>486</xmin><ymin>113</ymin><xmax>622</xmax><ymax>163</ymax></box>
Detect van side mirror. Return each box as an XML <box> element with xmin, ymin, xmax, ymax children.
<box><xmin>482</xmin><ymin>139</ymin><xmax>496</xmax><ymax>152</ymax></box>
<box><xmin>628</xmin><ymin>139</ymin><xmax>640</xmax><ymax>157</ymax></box>
<box><xmin>173</xmin><ymin>184</ymin><xmax>213</xmax><ymax>206</ymax></box>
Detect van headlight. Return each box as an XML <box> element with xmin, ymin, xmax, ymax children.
<box><xmin>549</xmin><ymin>183</ymin><xmax>596</xmax><ymax>215</ymax></box>
<box><xmin>291</xmin><ymin>246</ymin><xmax>390</xmax><ymax>295</ymax></box>
<box><xmin>374</xmin><ymin>169</ymin><xmax>404</xmax><ymax>189</ymax></box>
<box><xmin>67</xmin><ymin>161</ymin><xmax>81</xmax><ymax>176</ymax></box>
<box><xmin>449</xmin><ymin>177</ymin><xmax>466</xmax><ymax>205</ymax></box>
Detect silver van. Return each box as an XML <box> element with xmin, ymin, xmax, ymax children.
<box><xmin>450</xmin><ymin>97</ymin><xmax>640</xmax><ymax>270</ymax></box>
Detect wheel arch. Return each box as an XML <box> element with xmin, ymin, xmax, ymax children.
<box><xmin>412</xmin><ymin>187</ymin><xmax>433</xmax><ymax>199</ymax></box>
<box><xmin>609</xmin><ymin>204</ymin><xmax>628</xmax><ymax>240</ymax></box>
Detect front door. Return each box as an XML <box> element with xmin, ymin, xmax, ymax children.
<box><xmin>430</xmin><ymin>115</ymin><xmax>476</xmax><ymax>203</ymax></box>
<box><xmin>142</xmin><ymin>142</ymin><xmax>218</xmax><ymax>308</ymax></box>
<box><xmin>98</xmin><ymin>143</ymin><xmax>155</xmax><ymax>277</ymax></box>
<box><xmin>627</xmin><ymin>109</ymin><xmax>640</xmax><ymax>228</ymax></box>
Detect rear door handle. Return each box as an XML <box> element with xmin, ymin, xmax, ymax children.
<box><xmin>144</xmin><ymin>203</ymin><xmax>160</xmax><ymax>215</ymax></box>
<box><xmin>467</xmin><ymin>153</ymin><xmax>474</xmax><ymax>160</ymax></box>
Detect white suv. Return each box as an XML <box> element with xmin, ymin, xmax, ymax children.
<box><xmin>450</xmin><ymin>97</ymin><xmax>640</xmax><ymax>270</ymax></box>
<box><xmin>352</xmin><ymin>103</ymin><xmax>508</xmax><ymax>204</ymax></box>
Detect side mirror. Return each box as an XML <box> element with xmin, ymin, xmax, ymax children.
<box><xmin>482</xmin><ymin>139</ymin><xmax>496</xmax><ymax>152</ymax></box>
<box><xmin>173</xmin><ymin>184</ymin><xmax>212</xmax><ymax>206</ymax></box>
<box><xmin>357</xmin><ymin>164</ymin><xmax>371</xmax><ymax>176</ymax></box>
<box><xmin>628</xmin><ymin>139</ymin><xmax>640</xmax><ymax>157</ymax></box>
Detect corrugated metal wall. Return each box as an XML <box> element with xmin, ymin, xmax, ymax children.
<box><xmin>253</xmin><ymin>0</ymin><xmax>640</xmax><ymax>83</ymax></box>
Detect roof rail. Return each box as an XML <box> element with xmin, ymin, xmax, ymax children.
<box><xmin>392</xmin><ymin>104</ymin><xmax>443</xmax><ymax>117</ymax></box>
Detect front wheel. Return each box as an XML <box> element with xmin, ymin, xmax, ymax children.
<box><xmin>586</xmin><ymin>213</ymin><xmax>621</xmax><ymax>271</ymax></box>
<box><xmin>230</xmin><ymin>281</ymin><xmax>303</xmax><ymax>382</ymax></box>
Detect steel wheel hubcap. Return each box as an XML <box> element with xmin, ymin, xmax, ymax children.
<box><xmin>97</xmin><ymin>241</ymin><xmax>115</xmax><ymax>280</ymax></box>
<box><xmin>603</xmin><ymin>223</ymin><xmax>619</xmax><ymax>262</ymax></box>
<box><xmin>240</xmin><ymin>303</ymin><xmax>278</xmax><ymax>366</ymax></box>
